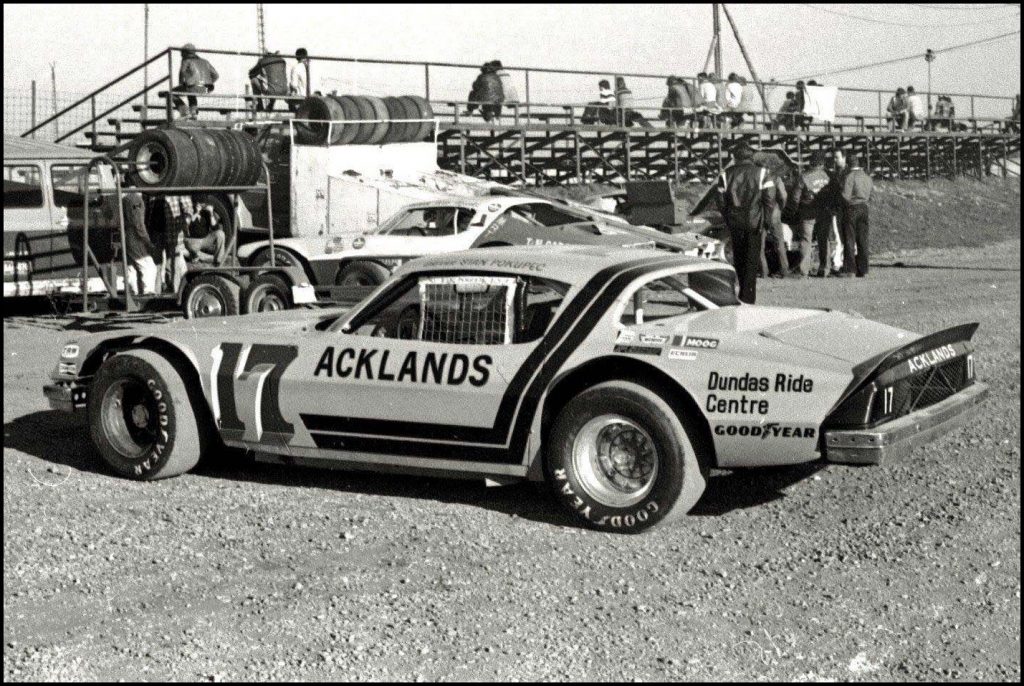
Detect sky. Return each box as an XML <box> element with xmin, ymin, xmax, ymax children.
<box><xmin>4</xmin><ymin>3</ymin><xmax>1021</xmax><ymax>117</ymax></box>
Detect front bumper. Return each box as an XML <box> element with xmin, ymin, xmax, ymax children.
<box><xmin>44</xmin><ymin>382</ymin><xmax>87</xmax><ymax>412</ymax></box>
<box><xmin>824</xmin><ymin>382</ymin><xmax>989</xmax><ymax>465</ymax></box>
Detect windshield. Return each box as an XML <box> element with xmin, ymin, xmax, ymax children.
<box><xmin>374</xmin><ymin>206</ymin><xmax>476</xmax><ymax>237</ymax></box>
<box><xmin>620</xmin><ymin>268</ymin><xmax>738</xmax><ymax>325</ymax></box>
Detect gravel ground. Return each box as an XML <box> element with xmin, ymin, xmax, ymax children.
<box><xmin>3</xmin><ymin>240</ymin><xmax>1020</xmax><ymax>681</ymax></box>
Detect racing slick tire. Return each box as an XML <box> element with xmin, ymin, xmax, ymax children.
<box><xmin>182</xmin><ymin>274</ymin><xmax>240</xmax><ymax>319</ymax></box>
<box><xmin>335</xmin><ymin>261</ymin><xmax>390</xmax><ymax>287</ymax></box>
<box><xmin>382</xmin><ymin>96</ymin><xmax>411</xmax><ymax>143</ymax></box>
<box><xmin>546</xmin><ymin>380</ymin><xmax>707</xmax><ymax>533</ymax></box>
<box><xmin>362</xmin><ymin>95</ymin><xmax>391</xmax><ymax>144</ymax></box>
<box><xmin>248</xmin><ymin>246</ymin><xmax>312</xmax><ymax>282</ymax></box>
<box><xmin>88</xmin><ymin>349</ymin><xmax>208</xmax><ymax>480</ymax></box>
<box><xmin>127</xmin><ymin>128</ymin><xmax>199</xmax><ymax>188</ymax></box>
<box><xmin>182</xmin><ymin>127</ymin><xmax>223</xmax><ymax>187</ymax></box>
<box><xmin>242</xmin><ymin>273</ymin><xmax>293</xmax><ymax>314</ymax></box>
<box><xmin>399</xmin><ymin>95</ymin><xmax>435</xmax><ymax>142</ymax></box>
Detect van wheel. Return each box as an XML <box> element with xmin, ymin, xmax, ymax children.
<box><xmin>335</xmin><ymin>261</ymin><xmax>390</xmax><ymax>287</ymax></box>
<box><xmin>182</xmin><ymin>274</ymin><xmax>240</xmax><ymax>318</ymax></box>
<box><xmin>88</xmin><ymin>349</ymin><xmax>208</xmax><ymax>479</ymax></box>
<box><xmin>242</xmin><ymin>273</ymin><xmax>292</xmax><ymax>313</ymax></box>
<box><xmin>546</xmin><ymin>381</ymin><xmax>707</xmax><ymax>533</ymax></box>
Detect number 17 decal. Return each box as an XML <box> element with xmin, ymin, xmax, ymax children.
<box><xmin>212</xmin><ymin>343</ymin><xmax>299</xmax><ymax>446</ymax></box>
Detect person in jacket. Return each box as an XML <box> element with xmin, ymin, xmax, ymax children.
<box><xmin>1010</xmin><ymin>94</ymin><xmax>1020</xmax><ymax>133</ymax></box>
<box><xmin>931</xmin><ymin>95</ymin><xmax>955</xmax><ymax>131</ymax></box>
<box><xmin>614</xmin><ymin>76</ymin><xmax>650</xmax><ymax>127</ymax></box>
<box><xmin>173</xmin><ymin>44</ymin><xmax>219</xmax><ymax>119</ymax></box>
<box><xmin>248</xmin><ymin>51</ymin><xmax>287</xmax><ymax>112</ymax></box>
<box><xmin>660</xmin><ymin>76</ymin><xmax>696</xmax><ymax>128</ymax></box>
<box><xmin>467</xmin><ymin>62</ymin><xmax>504</xmax><ymax>122</ymax></box>
<box><xmin>122</xmin><ymin>191</ymin><xmax>157</xmax><ymax>295</ymax></box>
<box><xmin>887</xmin><ymin>87</ymin><xmax>909</xmax><ymax>131</ymax></box>
<box><xmin>491</xmin><ymin>61</ymin><xmax>520</xmax><ymax>116</ymax></box>
<box><xmin>760</xmin><ymin>171</ymin><xmax>789</xmax><ymax>279</ymax></box>
<box><xmin>841</xmin><ymin>155</ymin><xmax>873</xmax><ymax>277</ymax></box>
<box><xmin>790</xmin><ymin>152</ymin><xmax>830</xmax><ymax>277</ymax></box>
<box><xmin>717</xmin><ymin>143</ymin><xmax>776</xmax><ymax>304</ymax></box>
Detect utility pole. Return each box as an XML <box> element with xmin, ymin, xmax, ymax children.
<box><xmin>257</xmin><ymin>4</ymin><xmax>266</xmax><ymax>53</ymax></box>
<box><xmin>712</xmin><ymin>3</ymin><xmax>723</xmax><ymax>79</ymax></box>
<box><xmin>50</xmin><ymin>63</ymin><xmax>58</xmax><ymax>139</ymax></box>
<box><xmin>143</xmin><ymin>4</ymin><xmax>150</xmax><ymax>121</ymax></box>
<box><xmin>925</xmin><ymin>48</ymin><xmax>935</xmax><ymax>117</ymax></box>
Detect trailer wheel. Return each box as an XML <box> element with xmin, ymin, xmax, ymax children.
<box><xmin>182</xmin><ymin>274</ymin><xmax>240</xmax><ymax>319</ymax></box>
<box><xmin>335</xmin><ymin>261</ymin><xmax>390</xmax><ymax>287</ymax></box>
<box><xmin>88</xmin><ymin>349</ymin><xmax>209</xmax><ymax>480</ymax></box>
<box><xmin>242</xmin><ymin>273</ymin><xmax>292</xmax><ymax>314</ymax></box>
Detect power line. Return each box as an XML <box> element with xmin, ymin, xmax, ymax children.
<box><xmin>909</xmin><ymin>3</ymin><xmax>1021</xmax><ymax>9</ymax></box>
<box><xmin>782</xmin><ymin>29</ymin><xmax>1020</xmax><ymax>82</ymax></box>
<box><xmin>799</xmin><ymin>3</ymin><xmax>1020</xmax><ymax>27</ymax></box>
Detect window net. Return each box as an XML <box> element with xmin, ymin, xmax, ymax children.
<box><xmin>418</xmin><ymin>276</ymin><xmax>519</xmax><ymax>345</ymax></box>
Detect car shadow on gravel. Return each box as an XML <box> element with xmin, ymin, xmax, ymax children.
<box><xmin>8</xmin><ymin>409</ymin><xmax>826</xmax><ymax>527</ymax></box>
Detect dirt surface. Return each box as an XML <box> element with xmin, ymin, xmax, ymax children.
<box><xmin>4</xmin><ymin>241</ymin><xmax>1020</xmax><ymax>681</ymax></box>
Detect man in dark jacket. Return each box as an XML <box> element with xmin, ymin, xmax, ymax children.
<box><xmin>174</xmin><ymin>43</ymin><xmax>219</xmax><ymax>118</ymax></box>
<box><xmin>123</xmin><ymin>191</ymin><xmax>157</xmax><ymax>295</ymax></box>
<box><xmin>791</xmin><ymin>152</ymin><xmax>830</xmax><ymax>277</ymax></box>
<box><xmin>468</xmin><ymin>62</ymin><xmax>504</xmax><ymax>123</ymax></box>
<box><xmin>717</xmin><ymin>143</ymin><xmax>776</xmax><ymax>304</ymax></box>
<box><xmin>248</xmin><ymin>51</ymin><xmax>287</xmax><ymax>112</ymax></box>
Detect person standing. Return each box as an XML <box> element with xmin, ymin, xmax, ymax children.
<box><xmin>173</xmin><ymin>44</ymin><xmax>218</xmax><ymax>119</ymax></box>
<box><xmin>886</xmin><ymin>88</ymin><xmax>909</xmax><ymax>130</ymax></box>
<box><xmin>288</xmin><ymin>48</ymin><xmax>313</xmax><ymax>112</ymax></box>
<box><xmin>717</xmin><ymin>143</ymin><xmax>776</xmax><ymax>304</ymax></box>
<box><xmin>841</xmin><ymin>155</ymin><xmax>873</xmax><ymax>278</ymax></box>
<box><xmin>906</xmin><ymin>86</ymin><xmax>926</xmax><ymax>129</ymax></box>
<box><xmin>759</xmin><ymin>171</ymin><xmax>789</xmax><ymax>279</ymax></box>
<box><xmin>792</xmin><ymin>152</ymin><xmax>830</xmax><ymax>277</ymax></box>
<box><xmin>122</xmin><ymin>191</ymin><xmax>157</xmax><ymax>295</ymax></box>
<box><xmin>814</xmin><ymin>150</ymin><xmax>847</xmax><ymax>277</ymax></box>
<box><xmin>248</xmin><ymin>51</ymin><xmax>287</xmax><ymax>113</ymax></box>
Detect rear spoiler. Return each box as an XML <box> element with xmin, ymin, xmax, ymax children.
<box><xmin>828</xmin><ymin>322</ymin><xmax>980</xmax><ymax>415</ymax></box>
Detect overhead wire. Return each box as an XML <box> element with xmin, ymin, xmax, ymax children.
<box><xmin>798</xmin><ymin>3</ymin><xmax>1020</xmax><ymax>28</ymax></box>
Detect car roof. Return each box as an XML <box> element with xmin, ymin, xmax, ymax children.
<box><xmin>397</xmin><ymin>245</ymin><xmax>722</xmax><ymax>283</ymax></box>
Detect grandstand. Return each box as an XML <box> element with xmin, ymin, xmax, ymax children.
<box><xmin>10</xmin><ymin>45</ymin><xmax>1020</xmax><ymax>185</ymax></box>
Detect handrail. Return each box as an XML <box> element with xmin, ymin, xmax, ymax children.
<box><xmin>22</xmin><ymin>48</ymin><xmax>172</xmax><ymax>138</ymax></box>
<box><xmin>56</xmin><ymin>75</ymin><xmax>169</xmax><ymax>144</ymax></box>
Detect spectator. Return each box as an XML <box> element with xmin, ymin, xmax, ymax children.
<box><xmin>185</xmin><ymin>203</ymin><xmax>228</xmax><ymax>267</ymax></box>
<box><xmin>697</xmin><ymin>72</ymin><xmax>720</xmax><ymax>128</ymax></box>
<box><xmin>775</xmin><ymin>91</ymin><xmax>800</xmax><ymax>130</ymax></box>
<box><xmin>725</xmin><ymin>73</ymin><xmax>745</xmax><ymax>128</ymax></box>
<box><xmin>173</xmin><ymin>43</ymin><xmax>218</xmax><ymax>119</ymax></box>
<box><xmin>814</xmin><ymin>150</ymin><xmax>847</xmax><ymax>277</ymax></box>
<box><xmin>581</xmin><ymin>80</ymin><xmax>617</xmax><ymax>125</ymax></box>
<box><xmin>467</xmin><ymin>61</ymin><xmax>504</xmax><ymax>123</ymax></box>
<box><xmin>906</xmin><ymin>86</ymin><xmax>926</xmax><ymax>129</ymax></box>
<box><xmin>614</xmin><ymin>76</ymin><xmax>650</xmax><ymax>128</ymax></box>
<box><xmin>122</xmin><ymin>191</ymin><xmax>157</xmax><ymax>295</ymax></box>
<box><xmin>1009</xmin><ymin>94</ymin><xmax>1020</xmax><ymax>133</ymax></box>
<box><xmin>841</xmin><ymin>154</ymin><xmax>873</xmax><ymax>278</ymax></box>
<box><xmin>792</xmin><ymin>152</ymin><xmax>830</xmax><ymax>277</ymax></box>
<box><xmin>794</xmin><ymin>80</ymin><xmax>812</xmax><ymax>131</ymax></box>
<box><xmin>931</xmin><ymin>95</ymin><xmax>955</xmax><ymax>131</ymax></box>
<box><xmin>660</xmin><ymin>76</ymin><xmax>696</xmax><ymax>128</ymax></box>
<box><xmin>492</xmin><ymin>61</ymin><xmax>520</xmax><ymax>116</ymax></box>
<box><xmin>716</xmin><ymin>142</ymin><xmax>776</xmax><ymax>304</ymax></box>
<box><xmin>887</xmin><ymin>87</ymin><xmax>909</xmax><ymax>131</ymax></box>
<box><xmin>760</xmin><ymin>171</ymin><xmax>788</xmax><ymax>279</ymax></box>
<box><xmin>248</xmin><ymin>51</ymin><xmax>287</xmax><ymax>113</ymax></box>
<box><xmin>598</xmin><ymin>79</ymin><xmax>616</xmax><ymax>108</ymax></box>
<box><xmin>288</xmin><ymin>48</ymin><xmax>315</xmax><ymax>112</ymax></box>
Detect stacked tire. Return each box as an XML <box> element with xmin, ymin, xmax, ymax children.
<box><xmin>127</xmin><ymin>127</ymin><xmax>263</xmax><ymax>189</ymax></box>
<box><xmin>294</xmin><ymin>94</ymin><xmax>433</xmax><ymax>145</ymax></box>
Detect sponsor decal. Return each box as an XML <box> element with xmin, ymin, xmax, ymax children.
<box><xmin>614</xmin><ymin>344</ymin><xmax>662</xmax><ymax>356</ymax></box>
<box><xmin>906</xmin><ymin>344</ymin><xmax>957</xmax><ymax>374</ymax></box>
<box><xmin>668</xmin><ymin>349</ymin><xmax>697</xmax><ymax>361</ymax></box>
<box><xmin>525</xmin><ymin>237</ymin><xmax>567</xmax><ymax>247</ymax></box>
<box><xmin>714</xmin><ymin>423</ymin><xmax>817</xmax><ymax>440</ymax></box>
<box><xmin>314</xmin><ymin>347</ymin><xmax>492</xmax><ymax>387</ymax></box>
<box><xmin>616</xmin><ymin>329</ymin><xmax>636</xmax><ymax>343</ymax></box>
<box><xmin>639</xmin><ymin>333</ymin><xmax>669</xmax><ymax>345</ymax></box>
<box><xmin>705</xmin><ymin>372</ymin><xmax>815</xmax><ymax>415</ymax></box>
<box><xmin>673</xmin><ymin>335</ymin><xmax>719</xmax><ymax>349</ymax></box>
<box><xmin>60</xmin><ymin>343</ymin><xmax>80</xmax><ymax>359</ymax></box>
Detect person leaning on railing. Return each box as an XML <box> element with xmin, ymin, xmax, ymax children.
<box><xmin>467</xmin><ymin>61</ymin><xmax>504</xmax><ymax>123</ymax></box>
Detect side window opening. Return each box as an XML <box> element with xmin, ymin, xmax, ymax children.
<box><xmin>4</xmin><ymin>164</ymin><xmax>44</xmax><ymax>208</ymax></box>
<box><xmin>379</xmin><ymin>207</ymin><xmax>475</xmax><ymax>238</ymax></box>
<box><xmin>620</xmin><ymin>275</ymin><xmax>700</xmax><ymax>326</ymax></box>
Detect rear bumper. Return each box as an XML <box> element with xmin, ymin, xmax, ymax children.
<box><xmin>824</xmin><ymin>382</ymin><xmax>989</xmax><ymax>465</ymax></box>
<box><xmin>44</xmin><ymin>382</ymin><xmax>87</xmax><ymax>412</ymax></box>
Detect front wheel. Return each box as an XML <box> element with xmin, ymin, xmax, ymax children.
<box><xmin>88</xmin><ymin>350</ymin><xmax>209</xmax><ymax>479</ymax></box>
<box><xmin>335</xmin><ymin>261</ymin><xmax>391</xmax><ymax>287</ymax></box>
<box><xmin>546</xmin><ymin>380</ymin><xmax>707</xmax><ymax>533</ymax></box>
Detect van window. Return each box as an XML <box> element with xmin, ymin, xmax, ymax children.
<box><xmin>51</xmin><ymin>164</ymin><xmax>103</xmax><ymax>210</ymax></box>
<box><xmin>4</xmin><ymin>164</ymin><xmax>44</xmax><ymax>208</ymax></box>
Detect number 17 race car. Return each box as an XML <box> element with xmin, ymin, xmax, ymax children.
<box><xmin>45</xmin><ymin>247</ymin><xmax>988</xmax><ymax>532</ymax></box>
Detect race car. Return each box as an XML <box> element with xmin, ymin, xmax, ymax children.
<box><xmin>45</xmin><ymin>246</ymin><xmax>988</xmax><ymax>532</ymax></box>
<box><xmin>238</xmin><ymin>196</ymin><xmax>723</xmax><ymax>287</ymax></box>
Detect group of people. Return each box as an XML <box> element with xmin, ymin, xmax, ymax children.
<box><xmin>885</xmin><ymin>86</ymin><xmax>930</xmax><ymax>131</ymax></box>
<box><xmin>656</xmin><ymin>72</ymin><xmax>752</xmax><ymax>129</ymax></box>
<box><xmin>172</xmin><ymin>44</ymin><xmax>316</xmax><ymax>118</ymax></box>
<box><xmin>717</xmin><ymin>144</ymin><xmax>873</xmax><ymax>305</ymax></box>
<box><xmin>122</xmin><ymin>192</ymin><xmax>229</xmax><ymax>296</ymax></box>
<box><xmin>773</xmin><ymin>80</ymin><xmax>826</xmax><ymax>131</ymax></box>
<box><xmin>465</xmin><ymin>60</ymin><xmax>520</xmax><ymax>122</ymax></box>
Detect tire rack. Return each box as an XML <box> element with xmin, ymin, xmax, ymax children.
<box><xmin>78</xmin><ymin>137</ymin><xmax>303</xmax><ymax>315</ymax></box>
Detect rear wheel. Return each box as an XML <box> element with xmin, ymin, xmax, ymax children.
<box><xmin>546</xmin><ymin>381</ymin><xmax>707</xmax><ymax>533</ymax></box>
<box><xmin>242</xmin><ymin>273</ymin><xmax>293</xmax><ymax>314</ymax></box>
<box><xmin>88</xmin><ymin>350</ymin><xmax>208</xmax><ymax>479</ymax></box>
<box><xmin>182</xmin><ymin>274</ymin><xmax>240</xmax><ymax>318</ymax></box>
<box><xmin>335</xmin><ymin>261</ymin><xmax>390</xmax><ymax>287</ymax></box>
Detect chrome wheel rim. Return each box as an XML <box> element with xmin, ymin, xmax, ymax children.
<box><xmin>571</xmin><ymin>415</ymin><xmax>658</xmax><ymax>508</ymax></box>
<box><xmin>101</xmin><ymin>378</ymin><xmax>158</xmax><ymax>459</ymax></box>
<box><xmin>249</xmin><ymin>285</ymin><xmax>286</xmax><ymax>312</ymax></box>
<box><xmin>134</xmin><ymin>142</ymin><xmax>168</xmax><ymax>185</ymax></box>
<box><xmin>186</xmin><ymin>284</ymin><xmax>225</xmax><ymax>317</ymax></box>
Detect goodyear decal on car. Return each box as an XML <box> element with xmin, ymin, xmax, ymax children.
<box><xmin>714</xmin><ymin>423</ymin><xmax>817</xmax><ymax>439</ymax></box>
<box><xmin>314</xmin><ymin>347</ymin><xmax>492</xmax><ymax>387</ymax></box>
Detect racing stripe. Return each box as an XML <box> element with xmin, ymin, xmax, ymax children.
<box><xmin>301</xmin><ymin>256</ymin><xmax>688</xmax><ymax>462</ymax></box>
